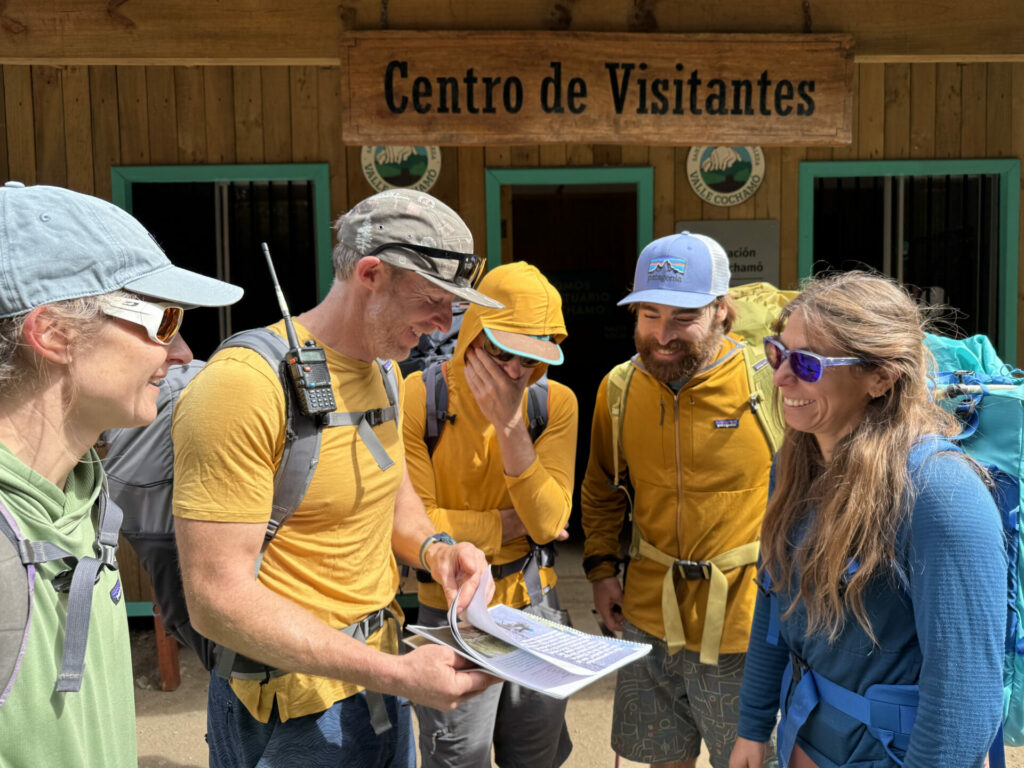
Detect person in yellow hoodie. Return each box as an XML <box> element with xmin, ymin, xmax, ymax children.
<box><xmin>403</xmin><ymin>261</ymin><xmax>577</xmax><ymax>768</ymax></box>
<box><xmin>582</xmin><ymin>233</ymin><xmax>777</xmax><ymax>768</ymax></box>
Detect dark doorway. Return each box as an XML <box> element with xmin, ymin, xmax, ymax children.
<box><xmin>130</xmin><ymin>180</ymin><xmax>319</xmax><ymax>361</ymax></box>
<box><xmin>510</xmin><ymin>185</ymin><xmax>639</xmax><ymax>534</ymax></box>
<box><xmin>812</xmin><ymin>173</ymin><xmax>1001</xmax><ymax>338</ymax></box>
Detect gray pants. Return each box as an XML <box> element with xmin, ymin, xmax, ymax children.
<box><xmin>412</xmin><ymin>602</ymin><xmax>573</xmax><ymax>768</ymax></box>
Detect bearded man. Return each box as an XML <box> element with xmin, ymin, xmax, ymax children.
<box><xmin>581</xmin><ymin>232</ymin><xmax>777</xmax><ymax>768</ymax></box>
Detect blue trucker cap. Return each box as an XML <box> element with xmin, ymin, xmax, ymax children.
<box><xmin>0</xmin><ymin>181</ymin><xmax>243</xmax><ymax>318</ymax></box>
<box><xmin>618</xmin><ymin>231</ymin><xmax>731</xmax><ymax>309</ymax></box>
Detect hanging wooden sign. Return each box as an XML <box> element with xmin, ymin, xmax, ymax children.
<box><xmin>339</xmin><ymin>31</ymin><xmax>854</xmax><ymax>146</ymax></box>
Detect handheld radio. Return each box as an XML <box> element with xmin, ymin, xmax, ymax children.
<box><xmin>261</xmin><ymin>242</ymin><xmax>337</xmax><ymax>416</ymax></box>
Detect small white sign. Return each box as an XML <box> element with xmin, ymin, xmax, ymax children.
<box><xmin>686</xmin><ymin>146</ymin><xmax>765</xmax><ymax>207</ymax></box>
<box><xmin>361</xmin><ymin>145</ymin><xmax>442</xmax><ymax>193</ymax></box>
<box><xmin>674</xmin><ymin>219</ymin><xmax>780</xmax><ymax>287</ymax></box>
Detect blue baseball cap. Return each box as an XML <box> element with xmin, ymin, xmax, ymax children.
<box><xmin>618</xmin><ymin>231</ymin><xmax>731</xmax><ymax>309</ymax></box>
<box><xmin>0</xmin><ymin>181</ymin><xmax>243</xmax><ymax>318</ymax></box>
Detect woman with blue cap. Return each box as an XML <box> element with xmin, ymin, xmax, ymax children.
<box><xmin>0</xmin><ymin>182</ymin><xmax>242</xmax><ymax>767</ymax></box>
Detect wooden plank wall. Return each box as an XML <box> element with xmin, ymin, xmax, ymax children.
<box><xmin>4</xmin><ymin>61</ymin><xmax>1022</xmax><ymax>598</ymax></box>
<box><xmin>2</xmin><ymin>61</ymin><xmax>1023</xmax><ymax>339</ymax></box>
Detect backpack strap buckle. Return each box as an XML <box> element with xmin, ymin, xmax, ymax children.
<box><xmin>52</xmin><ymin>559</ymin><xmax>78</xmax><ymax>593</ymax></box>
<box><xmin>790</xmin><ymin>651</ymin><xmax>808</xmax><ymax>684</ymax></box>
<box><xmin>362</xmin><ymin>406</ymin><xmax>397</xmax><ymax>428</ymax></box>
<box><xmin>674</xmin><ymin>559</ymin><xmax>713</xmax><ymax>580</ymax></box>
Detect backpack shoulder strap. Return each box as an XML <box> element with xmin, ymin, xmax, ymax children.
<box><xmin>423</xmin><ymin>362</ymin><xmax>449</xmax><ymax>457</ymax></box>
<box><xmin>526</xmin><ymin>375</ymin><xmax>550</xmax><ymax>442</ymax></box>
<box><xmin>740</xmin><ymin>342</ymin><xmax>785</xmax><ymax>455</ymax></box>
<box><xmin>216</xmin><ymin>329</ymin><xmax>317</xmax><ymax>557</ymax></box>
<box><xmin>606</xmin><ymin>361</ymin><xmax>636</xmax><ymax>490</ymax></box>
<box><xmin>318</xmin><ymin>359</ymin><xmax>399</xmax><ymax>471</ymax></box>
<box><xmin>1</xmin><ymin>493</ymin><xmax>123</xmax><ymax>696</ymax></box>
<box><xmin>377</xmin><ymin>359</ymin><xmax>399</xmax><ymax>424</ymax></box>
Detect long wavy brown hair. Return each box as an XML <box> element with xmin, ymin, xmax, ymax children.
<box><xmin>761</xmin><ymin>271</ymin><xmax>962</xmax><ymax>644</ymax></box>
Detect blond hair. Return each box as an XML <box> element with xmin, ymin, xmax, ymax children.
<box><xmin>761</xmin><ymin>271</ymin><xmax>963</xmax><ymax>643</ymax></box>
<box><xmin>0</xmin><ymin>292</ymin><xmax>127</xmax><ymax>398</ymax></box>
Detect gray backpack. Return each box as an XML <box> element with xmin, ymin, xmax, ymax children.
<box><xmin>102</xmin><ymin>328</ymin><xmax>399</xmax><ymax>673</ymax></box>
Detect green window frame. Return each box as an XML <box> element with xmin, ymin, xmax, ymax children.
<box><xmin>111</xmin><ymin>164</ymin><xmax>334</xmax><ymax>298</ymax></box>
<box><xmin>484</xmin><ymin>167</ymin><xmax>655</xmax><ymax>268</ymax></box>
<box><xmin>798</xmin><ymin>159</ymin><xmax>1020</xmax><ymax>361</ymax></box>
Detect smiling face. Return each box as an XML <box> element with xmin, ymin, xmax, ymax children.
<box><xmin>774</xmin><ymin>309</ymin><xmax>888</xmax><ymax>461</ymax></box>
<box><xmin>69</xmin><ymin>302</ymin><xmax>193</xmax><ymax>435</ymax></box>
<box><xmin>633</xmin><ymin>300</ymin><xmax>727</xmax><ymax>383</ymax></box>
<box><xmin>366</xmin><ymin>267</ymin><xmax>454</xmax><ymax>361</ymax></box>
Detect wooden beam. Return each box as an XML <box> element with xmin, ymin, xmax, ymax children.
<box><xmin>0</xmin><ymin>1</ymin><xmax>1021</xmax><ymax>65</ymax></box>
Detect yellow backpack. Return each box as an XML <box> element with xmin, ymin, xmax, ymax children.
<box><xmin>607</xmin><ymin>281</ymin><xmax>796</xmax><ymax>489</ymax></box>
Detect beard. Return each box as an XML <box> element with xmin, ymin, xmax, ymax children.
<box><xmin>366</xmin><ymin>274</ymin><xmax>416</xmax><ymax>362</ymax></box>
<box><xmin>634</xmin><ymin>322</ymin><xmax>726</xmax><ymax>383</ymax></box>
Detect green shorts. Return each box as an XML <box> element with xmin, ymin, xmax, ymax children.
<box><xmin>611</xmin><ymin>620</ymin><xmax>777</xmax><ymax>768</ymax></box>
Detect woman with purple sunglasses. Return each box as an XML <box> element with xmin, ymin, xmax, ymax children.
<box><xmin>730</xmin><ymin>271</ymin><xmax>1004</xmax><ymax>768</ymax></box>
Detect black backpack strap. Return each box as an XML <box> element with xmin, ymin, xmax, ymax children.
<box><xmin>525</xmin><ymin>375</ymin><xmax>550</xmax><ymax>442</ymax></box>
<box><xmin>423</xmin><ymin>362</ymin><xmax>451</xmax><ymax>458</ymax></box>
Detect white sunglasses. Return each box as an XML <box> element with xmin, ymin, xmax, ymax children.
<box><xmin>98</xmin><ymin>295</ymin><xmax>184</xmax><ymax>345</ymax></box>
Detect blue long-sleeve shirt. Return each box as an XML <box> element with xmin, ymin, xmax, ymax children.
<box><xmin>738</xmin><ymin>449</ymin><xmax>1005</xmax><ymax>767</ymax></box>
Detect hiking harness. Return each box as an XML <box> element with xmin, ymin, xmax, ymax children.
<box><xmin>594</xmin><ymin>335</ymin><xmax>783</xmax><ymax>665</ymax></box>
<box><xmin>207</xmin><ymin>329</ymin><xmax>403</xmax><ymax>733</ymax></box>
<box><xmin>0</xmin><ymin>492</ymin><xmax>121</xmax><ymax>702</ymax></box>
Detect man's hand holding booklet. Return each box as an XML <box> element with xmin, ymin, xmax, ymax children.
<box><xmin>406</xmin><ymin>571</ymin><xmax>652</xmax><ymax>699</ymax></box>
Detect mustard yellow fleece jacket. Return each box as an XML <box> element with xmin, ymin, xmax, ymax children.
<box><xmin>581</xmin><ymin>337</ymin><xmax>772</xmax><ymax>654</ymax></box>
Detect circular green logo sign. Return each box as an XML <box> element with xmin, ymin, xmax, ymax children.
<box><xmin>686</xmin><ymin>146</ymin><xmax>765</xmax><ymax>207</ymax></box>
<box><xmin>361</xmin><ymin>145</ymin><xmax>442</xmax><ymax>193</ymax></box>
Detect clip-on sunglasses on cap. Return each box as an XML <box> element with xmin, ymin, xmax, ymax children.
<box><xmin>481</xmin><ymin>335</ymin><xmax>545</xmax><ymax>368</ymax></box>
<box><xmin>368</xmin><ymin>242</ymin><xmax>486</xmax><ymax>288</ymax></box>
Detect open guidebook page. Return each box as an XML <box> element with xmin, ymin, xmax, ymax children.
<box><xmin>406</xmin><ymin>572</ymin><xmax>651</xmax><ymax>699</ymax></box>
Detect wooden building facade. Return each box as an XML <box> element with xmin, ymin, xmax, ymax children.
<box><xmin>2</xmin><ymin>0</ymin><xmax>1022</xmax><ymax>614</ymax></box>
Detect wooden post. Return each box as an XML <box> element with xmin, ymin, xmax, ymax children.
<box><xmin>152</xmin><ymin>605</ymin><xmax>182</xmax><ymax>692</ymax></box>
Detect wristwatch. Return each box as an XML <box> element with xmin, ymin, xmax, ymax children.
<box><xmin>418</xmin><ymin>532</ymin><xmax>456</xmax><ymax>571</ymax></box>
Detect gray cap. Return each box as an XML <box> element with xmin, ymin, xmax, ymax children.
<box><xmin>0</xmin><ymin>182</ymin><xmax>243</xmax><ymax>318</ymax></box>
<box><xmin>336</xmin><ymin>189</ymin><xmax>502</xmax><ymax>309</ymax></box>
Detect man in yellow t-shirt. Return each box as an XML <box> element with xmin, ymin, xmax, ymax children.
<box><xmin>172</xmin><ymin>190</ymin><xmax>502</xmax><ymax>768</ymax></box>
<box><xmin>403</xmin><ymin>262</ymin><xmax>577</xmax><ymax>767</ymax></box>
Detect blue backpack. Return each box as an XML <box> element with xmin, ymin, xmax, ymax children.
<box><xmin>925</xmin><ymin>333</ymin><xmax>1024</xmax><ymax>759</ymax></box>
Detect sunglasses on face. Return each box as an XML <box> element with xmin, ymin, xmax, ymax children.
<box><xmin>481</xmin><ymin>336</ymin><xmax>545</xmax><ymax>368</ymax></box>
<box><xmin>368</xmin><ymin>242</ymin><xmax>486</xmax><ymax>288</ymax></box>
<box><xmin>99</xmin><ymin>295</ymin><xmax>184</xmax><ymax>345</ymax></box>
<box><xmin>763</xmin><ymin>336</ymin><xmax>865</xmax><ymax>383</ymax></box>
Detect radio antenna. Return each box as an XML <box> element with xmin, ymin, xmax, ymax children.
<box><xmin>261</xmin><ymin>242</ymin><xmax>302</xmax><ymax>351</ymax></box>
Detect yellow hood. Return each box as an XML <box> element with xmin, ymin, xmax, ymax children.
<box><xmin>452</xmin><ymin>261</ymin><xmax>568</xmax><ymax>386</ymax></box>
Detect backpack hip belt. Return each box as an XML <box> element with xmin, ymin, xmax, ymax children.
<box><xmin>636</xmin><ymin>535</ymin><xmax>760</xmax><ymax>665</ymax></box>
<box><xmin>777</xmin><ymin>652</ymin><xmax>918</xmax><ymax>767</ymax></box>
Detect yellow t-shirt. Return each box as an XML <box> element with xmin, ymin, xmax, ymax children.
<box><xmin>171</xmin><ymin>321</ymin><xmax>404</xmax><ymax>722</ymax></box>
